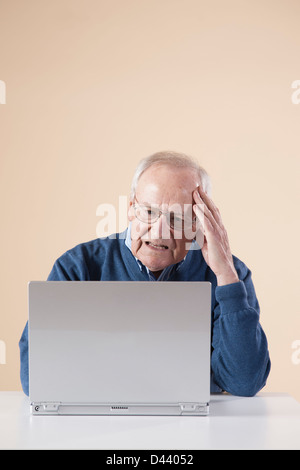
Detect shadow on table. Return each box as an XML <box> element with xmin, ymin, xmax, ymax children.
<box><xmin>209</xmin><ymin>392</ymin><xmax>268</xmax><ymax>417</ymax></box>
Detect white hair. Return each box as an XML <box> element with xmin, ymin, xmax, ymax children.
<box><xmin>130</xmin><ymin>150</ymin><xmax>212</xmax><ymax>201</ymax></box>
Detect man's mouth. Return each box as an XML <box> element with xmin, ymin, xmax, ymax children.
<box><xmin>145</xmin><ymin>241</ymin><xmax>169</xmax><ymax>250</ymax></box>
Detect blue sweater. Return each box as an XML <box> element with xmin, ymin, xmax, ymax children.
<box><xmin>19</xmin><ymin>228</ymin><xmax>271</xmax><ymax>397</ymax></box>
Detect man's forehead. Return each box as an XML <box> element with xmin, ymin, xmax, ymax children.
<box><xmin>136</xmin><ymin>188</ymin><xmax>197</xmax><ymax>210</ymax></box>
<box><xmin>138</xmin><ymin>163</ymin><xmax>199</xmax><ymax>182</ymax></box>
<box><xmin>136</xmin><ymin>165</ymin><xmax>200</xmax><ymax>203</ymax></box>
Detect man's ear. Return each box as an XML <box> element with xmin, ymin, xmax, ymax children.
<box><xmin>128</xmin><ymin>200</ymin><xmax>135</xmax><ymax>222</ymax></box>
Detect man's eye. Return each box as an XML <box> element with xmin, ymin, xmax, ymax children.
<box><xmin>170</xmin><ymin>213</ymin><xmax>183</xmax><ymax>222</ymax></box>
<box><xmin>141</xmin><ymin>208</ymin><xmax>155</xmax><ymax>218</ymax></box>
<box><xmin>139</xmin><ymin>207</ymin><xmax>157</xmax><ymax>220</ymax></box>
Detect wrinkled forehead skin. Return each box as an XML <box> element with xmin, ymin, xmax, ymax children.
<box><xmin>135</xmin><ymin>164</ymin><xmax>201</xmax><ymax>211</ymax></box>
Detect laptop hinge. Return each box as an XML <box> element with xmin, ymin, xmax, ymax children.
<box><xmin>180</xmin><ymin>403</ymin><xmax>209</xmax><ymax>414</ymax></box>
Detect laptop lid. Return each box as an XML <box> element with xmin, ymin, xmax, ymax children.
<box><xmin>28</xmin><ymin>281</ymin><xmax>211</xmax><ymax>415</ymax></box>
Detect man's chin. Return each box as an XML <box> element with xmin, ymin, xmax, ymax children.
<box><xmin>137</xmin><ymin>252</ymin><xmax>171</xmax><ymax>273</ymax></box>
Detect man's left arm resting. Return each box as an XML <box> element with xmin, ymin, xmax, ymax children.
<box><xmin>211</xmin><ymin>272</ymin><xmax>271</xmax><ymax>397</ymax></box>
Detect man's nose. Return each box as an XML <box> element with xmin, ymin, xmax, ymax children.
<box><xmin>149</xmin><ymin>214</ymin><xmax>171</xmax><ymax>240</ymax></box>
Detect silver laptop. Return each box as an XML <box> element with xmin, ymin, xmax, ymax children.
<box><xmin>28</xmin><ymin>281</ymin><xmax>211</xmax><ymax>416</ymax></box>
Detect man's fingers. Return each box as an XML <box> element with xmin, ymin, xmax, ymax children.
<box><xmin>193</xmin><ymin>188</ymin><xmax>223</xmax><ymax>227</ymax></box>
<box><xmin>193</xmin><ymin>202</ymin><xmax>214</xmax><ymax>234</ymax></box>
<box><xmin>193</xmin><ymin>192</ymin><xmax>217</xmax><ymax>230</ymax></box>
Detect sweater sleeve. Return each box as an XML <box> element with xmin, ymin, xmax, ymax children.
<box><xmin>19</xmin><ymin>322</ymin><xmax>29</xmax><ymax>396</ymax></box>
<box><xmin>211</xmin><ymin>269</ymin><xmax>271</xmax><ymax>397</ymax></box>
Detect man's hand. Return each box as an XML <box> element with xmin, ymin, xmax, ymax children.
<box><xmin>193</xmin><ymin>186</ymin><xmax>239</xmax><ymax>286</ymax></box>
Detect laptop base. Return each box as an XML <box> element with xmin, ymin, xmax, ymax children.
<box><xmin>31</xmin><ymin>401</ymin><xmax>209</xmax><ymax>416</ymax></box>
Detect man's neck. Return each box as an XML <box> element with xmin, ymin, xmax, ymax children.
<box><xmin>150</xmin><ymin>269</ymin><xmax>163</xmax><ymax>279</ymax></box>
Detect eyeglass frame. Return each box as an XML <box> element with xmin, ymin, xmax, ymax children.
<box><xmin>132</xmin><ymin>197</ymin><xmax>198</xmax><ymax>232</ymax></box>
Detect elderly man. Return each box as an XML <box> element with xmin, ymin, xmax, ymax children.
<box><xmin>19</xmin><ymin>151</ymin><xmax>271</xmax><ymax>397</ymax></box>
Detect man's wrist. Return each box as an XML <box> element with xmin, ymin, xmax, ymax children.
<box><xmin>215</xmin><ymin>280</ymin><xmax>250</xmax><ymax>315</ymax></box>
<box><xmin>216</xmin><ymin>269</ymin><xmax>239</xmax><ymax>286</ymax></box>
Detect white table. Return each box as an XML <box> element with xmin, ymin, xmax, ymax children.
<box><xmin>0</xmin><ymin>392</ymin><xmax>299</xmax><ymax>450</ymax></box>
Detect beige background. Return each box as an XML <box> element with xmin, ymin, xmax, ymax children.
<box><xmin>0</xmin><ymin>0</ymin><xmax>299</xmax><ymax>401</ymax></box>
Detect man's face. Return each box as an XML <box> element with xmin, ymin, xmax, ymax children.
<box><xmin>128</xmin><ymin>164</ymin><xmax>201</xmax><ymax>275</ymax></box>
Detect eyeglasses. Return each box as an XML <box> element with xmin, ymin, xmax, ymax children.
<box><xmin>132</xmin><ymin>198</ymin><xmax>197</xmax><ymax>231</ymax></box>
